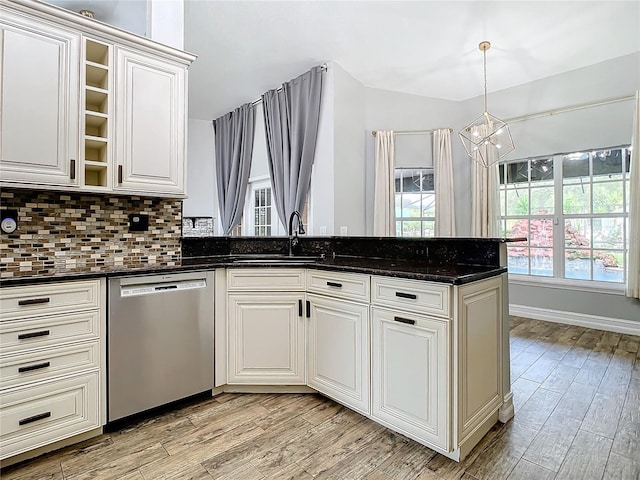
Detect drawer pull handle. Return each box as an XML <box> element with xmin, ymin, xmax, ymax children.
<box><xmin>18</xmin><ymin>362</ymin><xmax>51</xmax><ymax>373</ymax></box>
<box><xmin>18</xmin><ymin>361</ymin><xmax>51</xmax><ymax>373</ymax></box>
<box><xmin>394</xmin><ymin>316</ymin><xmax>416</xmax><ymax>326</ymax></box>
<box><xmin>306</xmin><ymin>300</ymin><xmax>311</xmax><ymax>318</ymax></box>
<box><xmin>18</xmin><ymin>297</ymin><xmax>51</xmax><ymax>306</ymax></box>
<box><xmin>326</xmin><ymin>281</ymin><xmax>343</xmax><ymax>288</ymax></box>
<box><xmin>298</xmin><ymin>299</ymin><xmax>303</xmax><ymax>317</ymax></box>
<box><xmin>70</xmin><ymin>159</ymin><xmax>76</xmax><ymax>180</ymax></box>
<box><xmin>118</xmin><ymin>165</ymin><xmax>123</xmax><ymax>184</ymax></box>
<box><xmin>19</xmin><ymin>412</ymin><xmax>51</xmax><ymax>426</ymax></box>
<box><xmin>18</xmin><ymin>330</ymin><xmax>50</xmax><ymax>340</ymax></box>
<box><xmin>395</xmin><ymin>292</ymin><xmax>417</xmax><ymax>300</ymax></box>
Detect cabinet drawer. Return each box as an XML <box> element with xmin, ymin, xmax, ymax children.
<box><xmin>306</xmin><ymin>270</ymin><xmax>370</xmax><ymax>302</ymax></box>
<box><xmin>0</xmin><ymin>372</ymin><xmax>100</xmax><ymax>460</ymax></box>
<box><xmin>371</xmin><ymin>276</ymin><xmax>450</xmax><ymax>318</ymax></box>
<box><xmin>227</xmin><ymin>269</ymin><xmax>306</xmax><ymax>292</ymax></box>
<box><xmin>0</xmin><ymin>311</ymin><xmax>100</xmax><ymax>355</ymax></box>
<box><xmin>0</xmin><ymin>342</ymin><xmax>99</xmax><ymax>390</ymax></box>
<box><xmin>0</xmin><ymin>280</ymin><xmax>101</xmax><ymax>321</ymax></box>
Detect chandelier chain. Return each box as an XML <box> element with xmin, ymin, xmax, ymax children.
<box><xmin>483</xmin><ymin>48</ymin><xmax>488</xmax><ymax>113</ymax></box>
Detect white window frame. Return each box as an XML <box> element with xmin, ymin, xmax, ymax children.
<box><xmin>500</xmin><ymin>146</ymin><xmax>631</xmax><ymax>292</ymax></box>
<box><xmin>242</xmin><ymin>176</ymin><xmax>286</xmax><ymax>237</ymax></box>
<box><xmin>394</xmin><ymin>167</ymin><xmax>436</xmax><ymax>237</ymax></box>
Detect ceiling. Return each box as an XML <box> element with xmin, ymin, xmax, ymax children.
<box><xmin>44</xmin><ymin>0</ymin><xmax>640</xmax><ymax>121</ymax></box>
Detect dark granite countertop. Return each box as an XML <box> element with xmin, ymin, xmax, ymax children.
<box><xmin>0</xmin><ymin>254</ymin><xmax>507</xmax><ymax>287</ymax></box>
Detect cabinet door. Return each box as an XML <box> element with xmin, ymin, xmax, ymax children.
<box><xmin>371</xmin><ymin>307</ymin><xmax>449</xmax><ymax>450</ymax></box>
<box><xmin>115</xmin><ymin>47</ymin><xmax>186</xmax><ymax>196</ymax></box>
<box><xmin>0</xmin><ymin>11</ymin><xmax>79</xmax><ymax>185</ymax></box>
<box><xmin>307</xmin><ymin>294</ymin><xmax>370</xmax><ymax>414</ymax></box>
<box><xmin>228</xmin><ymin>294</ymin><xmax>305</xmax><ymax>384</ymax></box>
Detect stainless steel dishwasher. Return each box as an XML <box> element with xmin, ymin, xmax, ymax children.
<box><xmin>107</xmin><ymin>271</ymin><xmax>214</xmax><ymax>422</ymax></box>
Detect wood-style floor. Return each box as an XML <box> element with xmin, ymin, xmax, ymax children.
<box><xmin>2</xmin><ymin>316</ymin><xmax>639</xmax><ymax>480</ymax></box>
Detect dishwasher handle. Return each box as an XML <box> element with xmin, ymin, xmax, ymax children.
<box><xmin>155</xmin><ymin>285</ymin><xmax>178</xmax><ymax>291</ymax></box>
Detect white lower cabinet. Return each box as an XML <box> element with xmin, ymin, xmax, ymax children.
<box><xmin>0</xmin><ymin>279</ymin><xmax>105</xmax><ymax>461</ymax></box>
<box><xmin>0</xmin><ymin>372</ymin><xmax>99</xmax><ymax>459</ymax></box>
<box><xmin>307</xmin><ymin>293</ymin><xmax>369</xmax><ymax>415</ymax></box>
<box><xmin>227</xmin><ymin>293</ymin><xmax>305</xmax><ymax>384</ymax></box>
<box><xmin>371</xmin><ymin>307</ymin><xmax>449</xmax><ymax>450</ymax></box>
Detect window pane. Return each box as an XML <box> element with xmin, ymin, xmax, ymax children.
<box><xmin>506</xmin><ymin>218</ymin><xmax>529</xmax><ymax>241</ymax></box>
<box><xmin>396</xmin><ymin>221</ymin><xmax>402</xmax><ymax>237</ymax></box>
<box><xmin>506</xmin><ymin>189</ymin><xmax>529</xmax><ymax>216</ymax></box>
<box><xmin>562</xmin><ymin>153</ymin><xmax>589</xmax><ymax>181</ymax></box>
<box><xmin>402</xmin><ymin>194</ymin><xmax>421</xmax><ymax>218</ymax></box>
<box><xmin>565</xmin><ymin>218</ymin><xmax>591</xmax><ymax>248</ymax></box>
<box><xmin>592</xmin><ymin>149</ymin><xmax>623</xmax><ymax>179</ymax></box>
<box><xmin>266</xmin><ymin>189</ymin><xmax>271</xmax><ymax>205</ymax></box>
<box><xmin>592</xmin><ymin>182</ymin><xmax>624</xmax><ymax>213</ymax></box>
<box><xmin>530</xmin><ymin>187</ymin><xmax>554</xmax><ymax>215</ymax></box>
<box><xmin>529</xmin><ymin>218</ymin><xmax>554</xmax><ymax>247</ymax></box>
<box><xmin>592</xmin><ymin>217</ymin><xmax>624</xmax><ymax>249</ymax></box>
<box><xmin>593</xmin><ymin>250</ymin><xmax>624</xmax><ymax>282</ymax></box>
<box><xmin>565</xmin><ymin>249</ymin><xmax>591</xmax><ymax>280</ymax></box>
<box><xmin>499</xmin><ymin>164</ymin><xmax>505</xmax><ymax>185</ymax></box>
<box><xmin>530</xmin><ymin>248</ymin><xmax>553</xmax><ymax>276</ymax></box>
<box><xmin>422</xmin><ymin>193</ymin><xmax>435</xmax><ymax>217</ymax></box>
<box><xmin>507</xmin><ymin>244</ymin><xmax>529</xmax><ymax>275</ymax></box>
<box><xmin>402</xmin><ymin>170</ymin><xmax>422</xmax><ymax>192</ymax></box>
<box><xmin>422</xmin><ymin>221</ymin><xmax>435</xmax><ymax>237</ymax></box>
<box><xmin>402</xmin><ymin>221</ymin><xmax>421</xmax><ymax>237</ymax></box>
<box><xmin>531</xmin><ymin>158</ymin><xmax>553</xmax><ymax>184</ymax></box>
<box><xmin>505</xmin><ymin>161</ymin><xmax>528</xmax><ymax>184</ymax></box>
<box><xmin>422</xmin><ymin>173</ymin><xmax>434</xmax><ymax>191</ymax></box>
<box><xmin>395</xmin><ymin>195</ymin><xmax>402</xmax><ymax>217</ymax></box>
<box><xmin>563</xmin><ymin>184</ymin><xmax>591</xmax><ymax>214</ymax></box>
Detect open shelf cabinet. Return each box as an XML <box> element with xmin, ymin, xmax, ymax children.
<box><xmin>82</xmin><ymin>38</ymin><xmax>111</xmax><ymax>188</ymax></box>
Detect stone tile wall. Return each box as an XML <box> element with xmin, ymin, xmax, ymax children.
<box><xmin>0</xmin><ymin>188</ymin><xmax>182</xmax><ymax>278</ymax></box>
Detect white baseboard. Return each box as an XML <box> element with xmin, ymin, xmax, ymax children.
<box><xmin>509</xmin><ymin>304</ymin><xmax>640</xmax><ymax>336</ymax></box>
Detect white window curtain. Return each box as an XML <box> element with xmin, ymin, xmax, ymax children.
<box><xmin>471</xmin><ymin>124</ymin><xmax>500</xmax><ymax>237</ymax></box>
<box><xmin>626</xmin><ymin>90</ymin><xmax>640</xmax><ymax>299</ymax></box>
<box><xmin>433</xmin><ymin>129</ymin><xmax>456</xmax><ymax>236</ymax></box>
<box><xmin>374</xmin><ymin>131</ymin><xmax>395</xmax><ymax>236</ymax></box>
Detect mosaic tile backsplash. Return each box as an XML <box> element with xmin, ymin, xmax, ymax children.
<box><xmin>0</xmin><ymin>188</ymin><xmax>182</xmax><ymax>278</ymax></box>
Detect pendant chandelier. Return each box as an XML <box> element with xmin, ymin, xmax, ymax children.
<box><xmin>459</xmin><ymin>41</ymin><xmax>515</xmax><ymax>167</ymax></box>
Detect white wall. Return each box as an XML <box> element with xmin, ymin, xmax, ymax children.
<box><xmin>183</xmin><ymin>119</ymin><xmax>215</xmax><ymax>218</ymax></box>
<box><xmin>310</xmin><ymin>64</ymin><xmax>336</xmax><ymax>235</ymax></box>
<box><xmin>333</xmin><ymin>63</ymin><xmax>366</xmax><ymax>235</ymax></box>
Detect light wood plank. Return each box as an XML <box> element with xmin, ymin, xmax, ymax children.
<box><xmin>555</xmin><ymin>430</ymin><xmax>612</xmax><ymax>480</ymax></box>
<box><xmin>506</xmin><ymin>459</ymin><xmax>555</xmax><ymax>480</ymax></box>
<box><xmin>521</xmin><ymin>412</ymin><xmax>581</xmax><ymax>472</ymax></box>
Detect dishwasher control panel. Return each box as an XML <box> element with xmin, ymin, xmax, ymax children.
<box><xmin>120</xmin><ymin>279</ymin><xmax>207</xmax><ymax>297</ymax></box>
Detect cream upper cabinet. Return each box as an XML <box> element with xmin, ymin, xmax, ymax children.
<box><xmin>114</xmin><ymin>48</ymin><xmax>186</xmax><ymax>196</ymax></box>
<box><xmin>0</xmin><ymin>10</ymin><xmax>80</xmax><ymax>186</ymax></box>
<box><xmin>0</xmin><ymin>0</ymin><xmax>195</xmax><ymax>197</ymax></box>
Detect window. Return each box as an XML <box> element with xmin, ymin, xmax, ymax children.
<box><xmin>253</xmin><ymin>186</ymin><xmax>272</xmax><ymax>236</ymax></box>
<box><xmin>500</xmin><ymin>146</ymin><xmax>631</xmax><ymax>283</ymax></box>
<box><xmin>395</xmin><ymin>168</ymin><xmax>435</xmax><ymax>237</ymax></box>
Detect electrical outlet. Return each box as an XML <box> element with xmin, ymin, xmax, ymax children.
<box><xmin>340</xmin><ymin>226</ymin><xmax>348</xmax><ymax>235</ymax></box>
<box><xmin>128</xmin><ymin>214</ymin><xmax>149</xmax><ymax>232</ymax></box>
<box><xmin>319</xmin><ymin>226</ymin><xmax>327</xmax><ymax>235</ymax></box>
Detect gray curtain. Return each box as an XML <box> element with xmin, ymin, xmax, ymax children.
<box><xmin>262</xmin><ymin>66</ymin><xmax>323</xmax><ymax>229</ymax></box>
<box><xmin>213</xmin><ymin>103</ymin><xmax>256</xmax><ymax>235</ymax></box>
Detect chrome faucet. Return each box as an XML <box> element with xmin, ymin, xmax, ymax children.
<box><xmin>288</xmin><ymin>210</ymin><xmax>305</xmax><ymax>256</ymax></box>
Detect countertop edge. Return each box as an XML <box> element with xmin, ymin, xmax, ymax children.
<box><xmin>0</xmin><ymin>258</ymin><xmax>507</xmax><ymax>287</ymax></box>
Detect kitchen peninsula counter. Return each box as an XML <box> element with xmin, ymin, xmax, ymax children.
<box><xmin>0</xmin><ymin>236</ymin><xmax>519</xmax><ymax>286</ymax></box>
